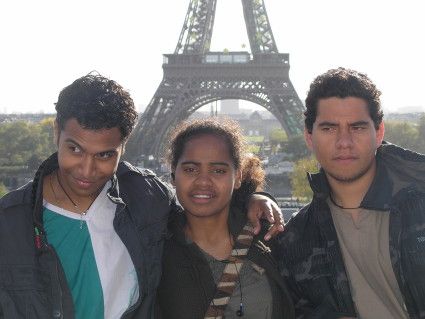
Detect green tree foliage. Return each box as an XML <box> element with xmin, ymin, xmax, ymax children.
<box><xmin>291</xmin><ymin>156</ymin><xmax>319</xmax><ymax>200</ymax></box>
<box><xmin>0</xmin><ymin>182</ymin><xmax>7</xmax><ymax>198</ymax></box>
<box><xmin>269</xmin><ymin>128</ymin><xmax>287</xmax><ymax>144</ymax></box>
<box><xmin>0</xmin><ymin>118</ymin><xmax>56</xmax><ymax>168</ymax></box>
<box><xmin>384</xmin><ymin>120</ymin><xmax>418</xmax><ymax>150</ymax></box>
<box><xmin>268</xmin><ymin>128</ymin><xmax>287</xmax><ymax>153</ymax></box>
<box><xmin>284</xmin><ymin>134</ymin><xmax>310</xmax><ymax>160</ymax></box>
<box><xmin>416</xmin><ymin>115</ymin><xmax>425</xmax><ymax>154</ymax></box>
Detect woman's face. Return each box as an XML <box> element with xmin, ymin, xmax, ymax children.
<box><xmin>173</xmin><ymin>133</ymin><xmax>241</xmax><ymax>219</ymax></box>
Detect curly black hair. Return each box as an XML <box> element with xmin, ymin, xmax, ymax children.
<box><xmin>55</xmin><ymin>72</ymin><xmax>138</xmax><ymax>141</ymax></box>
<box><xmin>304</xmin><ymin>67</ymin><xmax>383</xmax><ymax>133</ymax></box>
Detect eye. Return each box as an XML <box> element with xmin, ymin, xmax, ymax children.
<box><xmin>69</xmin><ymin>145</ymin><xmax>82</xmax><ymax>153</ymax></box>
<box><xmin>212</xmin><ymin>168</ymin><xmax>226</xmax><ymax>174</ymax></box>
<box><xmin>320</xmin><ymin>126</ymin><xmax>334</xmax><ymax>132</ymax></box>
<box><xmin>351</xmin><ymin>125</ymin><xmax>366</xmax><ymax>131</ymax></box>
<box><xmin>182</xmin><ymin>166</ymin><xmax>198</xmax><ymax>174</ymax></box>
<box><xmin>96</xmin><ymin>151</ymin><xmax>116</xmax><ymax>160</ymax></box>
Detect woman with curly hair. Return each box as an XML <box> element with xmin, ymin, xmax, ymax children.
<box><xmin>157</xmin><ymin>118</ymin><xmax>294</xmax><ymax>319</ymax></box>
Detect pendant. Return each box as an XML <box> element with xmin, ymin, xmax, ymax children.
<box><xmin>80</xmin><ymin>211</ymin><xmax>87</xmax><ymax>229</ymax></box>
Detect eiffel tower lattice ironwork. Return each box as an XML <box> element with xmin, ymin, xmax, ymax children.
<box><xmin>127</xmin><ymin>0</ymin><xmax>305</xmax><ymax>161</ymax></box>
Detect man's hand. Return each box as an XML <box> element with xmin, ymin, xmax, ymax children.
<box><xmin>246</xmin><ymin>193</ymin><xmax>284</xmax><ymax>241</ymax></box>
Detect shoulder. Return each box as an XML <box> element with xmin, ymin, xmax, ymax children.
<box><xmin>114</xmin><ymin>162</ymin><xmax>176</xmax><ymax>226</ymax></box>
<box><xmin>0</xmin><ymin>183</ymin><xmax>34</xmax><ymax>242</ymax></box>
<box><xmin>273</xmin><ymin>202</ymin><xmax>317</xmax><ymax>257</ymax></box>
<box><xmin>283</xmin><ymin>203</ymin><xmax>313</xmax><ymax>237</ymax></box>
<box><xmin>116</xmin><ymin>161</ymin><xmax>174</xmax><ymax>199</ymax></box>
<box><xmin>0</xmin><ymin>182</ymin><xmax>33</xmax><ymax>211</ymax></box>
<box><xmin>117</xmin><ymin>161</ymin><xmax>159</xmax><ymax>179</ymax></box>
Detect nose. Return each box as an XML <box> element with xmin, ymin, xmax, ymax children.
<box><xmin>336</xmin><ymin>128</ymin><xmax>354</xmax><ymax>149</ymax></box>
<box><xmin>80</xmin><ymin>155</ymin><xmax>96</xmax><ymax>179</ymax></box>
<box><xmin>194</xmin><ymin>170</ymin><xmax>212</xmax><ymax>187</ymax></box>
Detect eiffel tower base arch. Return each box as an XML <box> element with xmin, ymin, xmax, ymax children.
<box><xmin>126</xmin><ymin>53</ymin><xmax>304</xmax><ymax>162</ymax></box>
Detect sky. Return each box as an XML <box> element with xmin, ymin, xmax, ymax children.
<box><xmin>0</xmin><ymin>0</ymin><xmax>424</xmax><ymax>114</ymax></box>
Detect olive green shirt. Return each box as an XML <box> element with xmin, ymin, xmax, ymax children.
<box><xmin>329</xmin><ymin>199</ymin><xmax>408</xmax><ymax>319</ymax></box>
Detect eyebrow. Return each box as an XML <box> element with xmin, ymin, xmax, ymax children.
<box><xmin>317</xmin><ymin>121</ymin><xmax>338</xmax><ymax>127</ymax></box>
<box><xmin>180</xmin><ymin>161</ymin><xmax>230</xmax><ymax>167</ymax></box>
<box><xmin>317</xmin><ymin>120</ymin><xmax>370</xmax><ymax>127</ymax></box>
<box><xmin>64</xmin><ymin>138</ymin><xmax>119</xmax><ymax>155</ymax></box>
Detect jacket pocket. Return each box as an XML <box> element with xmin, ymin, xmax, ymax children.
<box><xmin>0</xmin><ymin>265</ymin><xmax>52</xmax><ymax>318</ymax></box>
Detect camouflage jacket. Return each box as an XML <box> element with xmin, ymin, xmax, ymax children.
<box><xmin>274</xmin><ymin>143</ymin><xmax>425</xmax><ymax>319</ymax></box>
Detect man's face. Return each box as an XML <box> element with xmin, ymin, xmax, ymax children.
<box><xmin>305</xmin><ymin>97</ymin><xmax>384</xmax><ymax>184</ymax></box>
<box><xmin>55</xmin><ymin>118</ymin><xmax>123</xmax><ymax>202</ymax></box>
<box><xmin>173</xmin><ymin>134</ymin><xmax>241</xmax><ymax>219</ymax></box>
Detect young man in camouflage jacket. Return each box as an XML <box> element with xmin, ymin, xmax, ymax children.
<box><xmin>275</xmin><ymin>68</ymin><xmax>425</xmax><ymax>319</ymax></box>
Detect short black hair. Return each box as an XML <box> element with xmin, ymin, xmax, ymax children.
<box><xmin>304</xmin><ymin>67</ymin><xmax>383</xmax><ymax>133</ymax></box>
<box><xmin>55</xmin><ymin>72</ymin><xmax>138</xmax><ymax>141</ymax></box>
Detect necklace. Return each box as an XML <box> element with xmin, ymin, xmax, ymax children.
<box><xmin>329</xmin><ymin>194</ymin><xmax>361</xmax><ymax>210</ymax></box>
<box><xmin>53</xmin><ymin>171</ymin><xmax>90</xmax><ymax>229</ymax></box>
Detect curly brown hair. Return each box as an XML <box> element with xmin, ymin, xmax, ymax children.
<box><xmin>55</xmin><ymin>72</ymin><xmax>138</xmax><ymax>141</ymax></box>
<box><xmin>167</xmin><ymin>118</ymin><xmax>265</xmax><ymax>194</ymax></box>
<box><xmin>304</xmin><ymin>67</ymin><xmax>383</xmax><ymax>133</ymax></box>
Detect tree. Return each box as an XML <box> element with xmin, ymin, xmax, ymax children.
<box><xmin>0</xmin><ymin>182</ymin><xmax>7</xmax><ymax>198</ymax></box>
<box><xmin>269</xmin><ymin>128</ymin><xmax>287</xmax><ymax>144</ymax></box>
<box><xmin>0</xmin><ymin>118</ymin><xmax>56</xmax><ymax>168</ymax></box>
<box><xmin>416</xmin><ymin>115</ymin><xmax>425</xmax><ymax>154</ymax></box>
<box><xmin>284</xmin><ymin>134</ymin><xmax>310</xmax><ymax>160</ymax></box>
<box><xmin>268</xmin><ymin>128</ymin><xmax>287</xmax><ymax>153</ymax></box>
<box><xmin>384</xmin><ymin>120</ymin><xmax>418</xmax><ymax>150</ymax></box>
<box><xmin>291</xmin><ymin>156</ymin><xmax>319</xmax><ymax>200</ymax></box>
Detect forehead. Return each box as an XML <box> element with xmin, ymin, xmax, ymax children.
<box><xmin>316</xmin><ymin>97</ymin><xmax>371</xmax><ymax>122</ymax></box>
<box><xmin>180</xmin><ymin>134</ymin><xmax>233</xmax><ymax>162</ymax></box>
<box><xmin>60</xmin><ymin>118</ymin><xmax>123</xmax><ymax>151</ymax></box>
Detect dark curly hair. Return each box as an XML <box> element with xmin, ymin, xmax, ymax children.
<box><xmin>55</xmin><ymin>72</ymin><xmax>138</xmax><ymax>141</ymax></box>
<box><xmin>304</xmin><ymin>67</ymin><xmax>383</xmax><ymax>133</ymax></box>
<box><xmin>167</xmin><ymin>118</ymin><xmax>265</xmax><ymax>195</ymax></box>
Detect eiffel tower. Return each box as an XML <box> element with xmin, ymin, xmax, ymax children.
<box><xmin>127</xmin><ymin>0</ymin><xmax>304</xmax><ymax>161</ymax></box>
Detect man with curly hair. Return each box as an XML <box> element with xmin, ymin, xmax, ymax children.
<box><xmin>275</xmin><ymin>68</ymin><xmax>425</xmax><ymax>319</ymax></box>
<box><xmin>0</xmin><ymin>73</ymin><xmax>283</xmax><ymax>318</ymax></box>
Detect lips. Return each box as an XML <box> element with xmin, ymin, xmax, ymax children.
<box><xmin>333</xmin><ymin>155</ymin><xmax>358</xmax><ymax>164</ymax></box>
<box><xmin>190</xmin><ymin>191</ymin><xmax>215</xmax><ymax>203</ymax></box>
<box><xmin>74</xmin><ymin>177</ymin><xmax>95</xmax><ymax>189</ymax></box>
<box><xmin>193</xmin><ymin>194</ymin><xmax>212</xmax><ymax>199</ymax></box>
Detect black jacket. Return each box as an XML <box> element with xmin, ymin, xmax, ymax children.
<box><xmin>274</xmin><ymin>143</ymin><xmax>425</xmax><ymax>319</ymax></box>
<box><xmin>0</xmin><ymin>153</ymin><xmax>175</xmax><ymax>319</ymax></box>
<box><xmin>157</xmin><ymin>207</ymin><xmax>295</xmax><ymax>319</ymax></box>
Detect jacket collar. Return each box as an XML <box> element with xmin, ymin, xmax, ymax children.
<box><xmin>308</xmin><ymin>142</ymin><xmax>425</xmax><ymax>211</ymax></box>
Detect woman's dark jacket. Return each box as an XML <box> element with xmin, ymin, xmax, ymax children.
<box><xmin>157</xmin><ymin>206</ymin><xmax>295</xmax><ymax>319</ymax></box>
<box><xmin>0</xmin><ymin>153</ymin><xmax>175</xmax><ymax>318</ymax></box>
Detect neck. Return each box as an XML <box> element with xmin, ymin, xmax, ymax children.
<box><xmin>327</xmin><ymin>163</ymin><xmax>376</xmax><ymax>210</ymax></box>
<box><xmin>43</xmin><ymin>170</ymin><xmax>98</xmax><ymax>214</ymax></box>
<box><xmin>185</xmin><ymin>210</ymin><xmax>232</xmax><ymax>260</ymax></box>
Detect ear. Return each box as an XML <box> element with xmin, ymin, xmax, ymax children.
<box><xmin>304</xmin><ymin>128</ymin><xmax>314</xmax><ymax>151</ymax></box>
<box><xmin>120</xmin><ymin>142</ymin><xmax>126</xmax><ymax>155</ymax></box>
<box><xmin>234</xmin><ymin>169</ymin><xmax>242</xmax><ymax>190</ymax></box>
<box><xmin>170</xmin><ymin>171</ymin><xmax>176</xmax><ymax>186</ymax></box>
<box><xmin>54</xmin><ymin>120</ymin><xmax>60</xmax><ymax>146</ymax></box>
<box><xmin>376</xmin><ymin>121</ymin><xmax>385</xmax><ymax>147</ymax></box>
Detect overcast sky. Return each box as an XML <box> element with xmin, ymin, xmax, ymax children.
<box><xmin>1</xmin><ymin>0</ymin><xmax>424</xmax><ymax>114</ymax></box>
